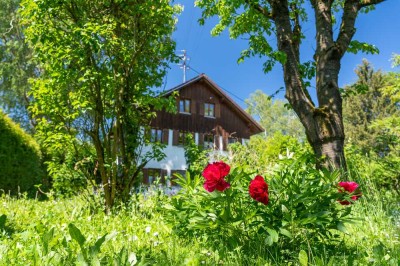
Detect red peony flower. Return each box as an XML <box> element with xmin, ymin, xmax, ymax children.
<box><xmin>202</xmin><ymin>161</ymin><xmax>231</xmax><ymax>192</ymax></box>
<box><xmin>249</xmin><ymin>175</ymin><xmax>269</xmax><ymax>205</ymax></box>
<box><xmin>338</xmin><ymin>181</ymin><xmax>361</xmax><ymax>205</ymax></box>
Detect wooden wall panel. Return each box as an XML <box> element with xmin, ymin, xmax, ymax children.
<box><xmin>150</xmin><ymin>79</ymin><xmax>259</xmax><ymax>139</ymax></box>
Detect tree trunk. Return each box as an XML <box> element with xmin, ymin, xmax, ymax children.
<box><xmin>271</xmin><ymin>0</ymin><xmax>347</xmax><ymax>170</ymax></box>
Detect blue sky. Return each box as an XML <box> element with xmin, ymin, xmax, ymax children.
<box><xmin>164</xmin><ymin>1</ymin><xmax>400</xmax><ymax>107</ymax></box>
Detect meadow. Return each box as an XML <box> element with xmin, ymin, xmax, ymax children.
<box><xmin>0</xmin><ymin>153</ymin><xmax>399</xmax><ymax>265</ymax></box>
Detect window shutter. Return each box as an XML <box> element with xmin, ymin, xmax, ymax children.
<box><xmin>200</xmin><ymin>103</ymin><xmax>204</xmax><ymax>116</ymax></box>
<box><xmin>160</xmin><ymin>169</ymin><xmax>167</xmax><ymax>184</ymax></box>
<box><xmin>215</xmin><ymin>103</ymin><xmax>221</xmax><ymax>118</ymax></box>
<box><xmin>191</xmin><ymin>100</ymin><xmax>196</xmax><ymax>114</ymax></box>
<box><xmin>142</xmin><ymin>169</ymin><xmax>149</xmax><ymax>184</ymax></box>
<box><xmin>199</xmin><ymin>133</ymin><xmax>204</xmax><ymax>146</ymax></box>
<box><xmin>172</xmin><ymin>130</ymin><xmax>179</xmax><ymax>146</ymax></box>
<box><xmin>162</xmin><ymin>129</ymin><xmax>169</xmax><ymax>145</ymax></box>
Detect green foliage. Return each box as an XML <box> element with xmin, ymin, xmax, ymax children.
<box><xmin>246</xmin><ymin>90</ymin><xmax>305</xmax><ymax>141</ymax></box>
<box><xmin>20</xmin><ymin>0</ymin><xmax>182</xmax><ymax>208</ymax></box>
<box><xmin>0</xmin><ymin>153</ymin><xmax>399</xmax><ymax>265</ymax></box>
<box><xmin>45</xmin><ymin>141</ymin><xmax>97</xmax><ymax>197</ymax></box>
<box><xmin>0</xmin><ymin>110</ymin><xmax>43</xmax><ymax>195</ymax></box>
<box><xmin>0</xmin><ymin>0</ymin><xmax>37</xmax><ymax>131</ymax></box>
<box><xmin>0</xmin><ymin>190</ymin><xmax>228</xmax><ymax>265</ymax></box>
<box><xmin>164</xmin><ymin>154</ymin><xmax>355</xmax><ymax>262</ymax></box>
<box><xmin>228</xmin><ymin>132</ymin><xmax>304</xmax><ymax>174</ymax></box>
<box><xmin>347</xmin><ymin>40</ymin><xmax>379</xmax><ymax>55</ymax></box>
<box><xmin>183</xmin><ymin>134</ymin><xmax>208</xmax><ymax>176</ymax></box>
<box><xmin>343</xmin><ymin>60</ymin><xmax>400</xmax><ymax>155</ymax></box>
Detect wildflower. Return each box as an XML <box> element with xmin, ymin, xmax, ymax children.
<box><xmin>249</xmin><ymin>175</ymin><xmax>269</xmax><ymax>205</ymax></box>
<box><xmin>145</xmin><ymin>226</ymin><xmax>151</xmax><ymax>233</ymax></box>
<box><xmin>153</xmin><ymin>232</ymin><xmax>159</xmax><ymax>237</ymax></box>
<box><xmin>131</xmin><ymin>235</ymin><xmax>138</xmax><ymax>241</ymax></box>
<box><xmin>202</xmin><ymin>161</ymin><xmax>231</xmax><ymax>192</ymax></box>
<box><xmin>338</xmin><ymin>181</ymin><xmax>361</xmax><ymax>205</ymax></box>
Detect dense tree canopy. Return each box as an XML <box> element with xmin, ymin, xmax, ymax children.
<box><xmin>343</xmin><ymin>60</ymin><xmax>399</xmax><ymax>155</ymax></box>
<box><xmin>0</xmin><ymin>0</ymin><xmax>37</xmax><ymax>131</ymax></box>
<box><xmin>196</xmin><ymin>0</ymin><xmax>387</xmax><ymax>170</ymax></box>
<box><xmin>21</xmin><ymin>0</ymin><xmax>181</xmax><ymax>210</ymax></box>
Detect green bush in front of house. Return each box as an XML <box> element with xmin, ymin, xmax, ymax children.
<box><xmin>0</xmin><ymin>110</ymin><xmax>43</xmax><ymax>195</ymax></box>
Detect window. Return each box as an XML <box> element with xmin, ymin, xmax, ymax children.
<box><xmin>228</xmin><ymin>137</ymin><xmax>238</xmax><ymax>144</ymax></box>
<box><xmin>204</xmin><ymin>134</ymin><xmax>214</xmax><ymax>149</ymax></box>
<box><xmin>204</xmin><ymin>103</ymin><xmax>215</xmax><ymax>117</ymax></box>
<box><xmin>178</xmin><ymin>131</ymin><xmax>187</xmax><ymax>146</ymax></box>
<box><xmin>143</xmin><ymin>168</ymin><xmax>162</xmax><ymax>184</ymax></box>
<box><xmin>179</xmin><ymin>99</ymin><xmax>191</xmax><ymax>113</ymax></box>
<box><xmin>150</xmin><ymin>128</ymin><xmax>163</xmax><ymax>143</ymax></box>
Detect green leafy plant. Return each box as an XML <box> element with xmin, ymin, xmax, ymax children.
<box><xmin>165</xmin><ymin>153</ymin><xmax>358</xmax><ymax>261</ymax></box>
<box><xmin>0</xmin><ymin>110</ymin><xmax>44</xmax><ymax>196</ymax></box>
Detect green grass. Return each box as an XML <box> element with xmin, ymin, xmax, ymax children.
<box><xmin>0</xmin><ymin>184</ymin><xmax>399</xmax><ymax>265</ymax></box>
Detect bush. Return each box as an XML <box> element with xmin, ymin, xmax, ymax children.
<box><xmin>164</xmin><ymin>153</ymin><xmax>358</xmax><ymax>262</ymax></box>
<box><xmin>0</xmin><ymin>110</ymin><xmax>43</xmax><ymax>195</ymax></box>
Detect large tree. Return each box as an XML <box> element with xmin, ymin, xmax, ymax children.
<box><xmin>343</xmin><ymin>60</ymin><xmax>399</xmax><ymax>155</ymax></box>
<box><xmin>21</xmin><ymin>0</ymin><xmax>180</xmax><ymax>211</ymax></box>
<box><xmin>0</xmin><ymin>0</ymin><xmax>37</xmax><ymax>131</ymax></box>
<box><xmin>196</xmin><ymin>0</ymin><xmax>387</xmax><ymax>169</ymax></box>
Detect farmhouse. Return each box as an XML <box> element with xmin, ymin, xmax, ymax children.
<box><xmin>142</xmin><ymin>74</ymin><xmax>263</xmax><ymax>184</ymax></box>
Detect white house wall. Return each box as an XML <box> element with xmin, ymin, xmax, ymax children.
<box><xmin>142</xmin><ymin>129</ymin><xmax>249</xmax><ymax>176</ymax></box>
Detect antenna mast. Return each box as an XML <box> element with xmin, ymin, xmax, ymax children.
<box><xmin>179</xmin><ymin>50</ymin><xmax>190</xmax><ymax>83</ymax></box>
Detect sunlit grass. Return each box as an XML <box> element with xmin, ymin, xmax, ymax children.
<box><xmin>0</xmin><ymin>183</ymin><xmax>399</xmax><ymax>265</ymax></box>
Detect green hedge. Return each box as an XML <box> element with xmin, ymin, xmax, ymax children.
<box><xmin>0</xmin><ymin>110</ymin><xmax>43</xmax><ymax>195</ymax></box>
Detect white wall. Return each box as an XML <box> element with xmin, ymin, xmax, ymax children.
<box><xmin>142</xmin><ymin>129</ymin><xmax>187</xmax><ymax>176</ymax></box>
<box><xmin>143</xmin><ymin>129</ymin><xmax>249</xmax><ymax>176</ymax></box>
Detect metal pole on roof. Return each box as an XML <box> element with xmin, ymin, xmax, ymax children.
<box><xmin>179</xmin><ymin>50</ymin><xmax>189</xmax><ymax>83</ymax></box>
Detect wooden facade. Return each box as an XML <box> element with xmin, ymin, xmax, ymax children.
<box><xmin>150</xmin><ymin>74</ymin><xmax>263</xmax><ymax>150</ymax></box>
<box><xmin>143</xmin><ymin>74</ymin><xmax>263</xmax><ymax>184</ymax></box>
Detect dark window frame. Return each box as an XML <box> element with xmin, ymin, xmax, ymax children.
<box><xmin>149</xmin><ymin>128</ymin><xmax>163</xmax><ymax>143</ymax></box>
<box><xmin>179</xmin><ymin>99</ymin><xmax>191</xmax><ymax>114</ymax></box>
<box><xmin>178</xmin><ymin>131</ymin><xmax>187</xmax><ymax>146</ymax></box>
<box><xmin>204</xmin><ymin>103</ymin><xmax>215</xmax><ymax>117</ymax></box>
<box><xmin>203</xmin><ymin>134</ymin><xmax>214</xmax><ymax>149</ymax></box>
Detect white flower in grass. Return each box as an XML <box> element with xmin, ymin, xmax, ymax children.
<box><xmin>153</xmin><ymin>232</ymin><xmax>159</xmax><ymax>237</ymax></box>
<box><xmin>153</xmin><ymin>241</ymin><xmax>159</xmax><ymax>247</ymax></box>
<box><xmin>128</xmin><ymin>252</ymin><xmax>137</xmax><ymax>265</ymax></box>
<box><xmin>145</xmin><ymin>226</ymin><xmax>151</xmax><ymax>233</ymax></box>
<box><xmin>131</xmin><ymin>235</ymin><xmax>138</xmax><ymax>241</ymax></box>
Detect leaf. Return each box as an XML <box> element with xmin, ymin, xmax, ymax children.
<box><xmin>336</xmin><ymin>222</ymin><xmax>348</xmax><ymax>234</ymax></box>
<box><xmin>279</xmin><ymin>228</ymin><xmax>292</xmax><ymax>239</ymax></box>
<box><xmin>373</xmin><ymin>243</ymin><xmax>385</xmax><ymax>258</ymax></box>
<box><xmin>68</xmin><ymin>223</ymin><xmax>86</xmax><ymax>248</ymax></box>
<box><xmin>0</xmin><ymin>214</ymin><xmax>6</xmax><ymax>229</ymax></box>
<box><xmin>90</xmin><ymin>233</ymin><xmax>107</xmax><ymax>257</ymax></box>
<box><xmin>298</xmin><ymin>250</ymin><xmax>308</xmax><ymax>266</ymax></box>
<box><xmin>42</xmin><ymin>227</ymin><xmax>55</xmax><ymax>255</ymax></box>
<box><xmin>266</xmin><ymin>228</ymin><xmax>279</xmax><ymax>243</ymax></box>
<box><xmin>264</xmin><ymin>236</ymin><xmax>274</xmax><ymax>246</ymax></box>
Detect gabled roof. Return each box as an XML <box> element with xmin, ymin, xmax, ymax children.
<box><xmin>162</xmin><ymin>74</ymin><xmax>264</xmax><ymax>135</ymax></box>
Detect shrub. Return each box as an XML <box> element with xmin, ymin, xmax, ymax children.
<box><xmin>164</xmin><ymin>153</ymin><xmax>358</xmax><ymax>262</ymax></box>
<box><xmin>0</xmin><ymin>110</ymin><xmax>43</xmax><ymax>195</ymax></box>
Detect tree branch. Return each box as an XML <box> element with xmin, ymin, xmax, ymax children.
<box><xmin>335</xmin><ymin>0</ymin><xmax>358</xmax><ymax>58</ymax></box>
<box><xmin>358</xmin><ymin>0</ymin><xmax>387</xmax><ymax>8</ymax></box>
<box><xmin>290</xmin><ymin>3</ymin><xmax>301</xmax><ymax>62</ymax></box>
<box><xmin>244</xmin><ymin>0</ymin><xmax>273</xmax><ymax>20</ymax></box>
